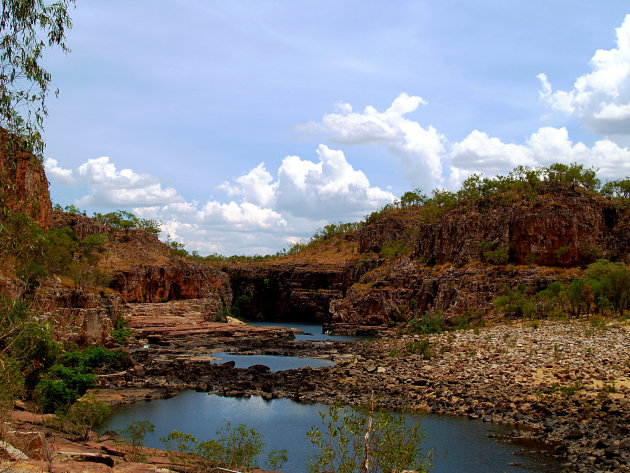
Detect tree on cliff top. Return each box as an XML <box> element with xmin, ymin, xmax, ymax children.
<box><xmin>0</xmin><ymin>0</ymin><xmax>76</xmax><ymax>159</ymax></box>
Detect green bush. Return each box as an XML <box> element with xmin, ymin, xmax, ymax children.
<box><xmin>62</xmin><ymin>393</ymin><xmax>111</xmax><ymax>439</ymax></box>
<box><xmin>159</xmin><ymin>422</ymin><xmax>288</xmax><ymax>472</ymax></box>
<box><xmin>120</xmin><ymin>420</ymin><xmax>155</xmax><ymax>462</ymax></box>
<box><xmin>493</xmin><ymin>285</ymin><xmax>535</xmax><ymax>319</ymax></box>
<box><xmin>110</xmin><ymin>316</ymin><xmax>132</xmax><ymax>345</ymax></box>
<box><xmin>380</xmin><ymin>241</ymin><xmax>410</xmax><ymax>259</ymax></box>
<box><xmin>34</xmin><ymin>365</ymin><xmax>96</xmax><ymax>413</ymax></box>
<box><xmin>306</xmin><ymin>402</ymin><xmax>433</xmax><ymax>473</ymax></box>
<box><xmin>408</xmin><ymin>311</ymin><xmax>445</xmax><ymax>334</ymax></box>
<box><xmin>406</xmin><ymin>340</ymin><xmax>434</xmax><ymax>359</ymax></box>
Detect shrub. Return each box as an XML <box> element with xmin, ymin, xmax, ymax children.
<box><xmin>380</xmin><ymin>241</ymin><xmax>410</xmax><ymax>259</ymax></box>
<box><xmin>120</xmin><ymin>420</ymin><xmax>155</xmax><ymax>462</ymax></box>
<box><xmin>34</xmin><ymin>364</ymin><xmax>96</xmax><ymax>413</ymax></box>
<box><xmin>160</xmin><ymin>422</ymin><xmax>288</xmax><ymax>472</ymax></box>
<box><xmin>493</xmin><ymin>285</ymin><xmax>535</xmax><ymax>319</ymax></box>
<box><xmin>408</xmin><ymin>311</ymin><xmax>445</xmax><ymax>334</ymax></box>
<box><xmin>110</xmin><ymin>316</ymin><xmax>132</xmax><ymax>345</ymax></box>
<box><xmin>306</xmin><ymin>401</ymin><xmax>434</xmax><ymax>473</ymax></box>
<box><xmin>62</xmin><ymin>393</ymin><xmax>111</xmax><ymax>439</ymax></box>
<box><xmin>406</xmin><ymin>340</ymin><xmax>434</xmax><ymax>359</ymax></box>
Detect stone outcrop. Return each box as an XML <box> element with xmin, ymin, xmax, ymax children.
<box><xmin>0</xmin><ymin>129</ymin><xmax>52</xmax><ymax>230</ymax></box>
<box><xmin>34</xmin><ymin>283</ymin><xmax>125</xmax><ymax>346</ymax></box>
<box><xmin>227</xmin><ymin>260</ymin><xmax>376</xmax><ymax>322</ymax></box>
<box><xmin>330</xmin><ymin>261</ymin><xmax>580</xmax><ymax>327</ymax></box>
<box><xmin>359</xmin><ymin>191</ymin><xmax>630</xmax><ymax>267</ymax></box>
<box><xmin>111</xmin><ymin>262</ymin><xmax>231</xmax><ymax>305</ymax></box>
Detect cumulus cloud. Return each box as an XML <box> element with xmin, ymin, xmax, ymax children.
<box><xmin>75</xmin><ymin>157</ymin><xmax>182</xmax><ymax>207</ymax></box>
<box><xmin>297</xmin><ymin>93</ymin><xmax>446</xmax><ymax>190</ymax></box>
<box><xmin>449</xmin><ymin>127</ymin><xmax>630</xmax><ymax>187</ymax></box>
<box><xmin>55</xmin><ymin>148</ymin><xmax>393</xmax><ymax>255</ymax></box>
<box><xmin>274</xmin><ymin>145</ymin><xmax>395</xmax><ymax>219</ymax></box>
<box><xmin>302</xmin><ymin>90</ymin><xmax>630</xmax><ymax>192</ymax></box>
<box><xmin>538</xmin><ymin>14</ymin><xmax>630</xmax><ymax>138</ymax></box>
<box><xmin>44</xmin><ymin>158</ymin><xmax>75</xmax><ymax>185</ymax></box>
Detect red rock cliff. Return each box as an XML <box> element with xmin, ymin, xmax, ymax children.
<box><xmin>0</xmin><ymin>130</ymin><xmax>52</xmax><ymax>230</ymax></box>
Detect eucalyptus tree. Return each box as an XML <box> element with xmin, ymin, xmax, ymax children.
<box><xmin>0</xmin><ymin>0</ymin><xmax>76</xmax><ymax>158</ymax></box>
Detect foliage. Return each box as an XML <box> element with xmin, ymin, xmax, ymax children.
<box><xmin>367</xmin><ymin>163</ymin><xmax>618</xmax><ymax>229</ymax></box>
<box><xmin>406</xmin><ymin>339</ymin><xmax>434</xmax><ymax>359</ymax></box>
<box><xmin>306</xmin><ymin>402</ymin><xmax>433</xmax><ymax>473</ymax></box>
<box><xmin>34</xmin><ymin>346</ymin><xmax>128</xmax><ymax>413</ymax></box>
<box><xmin>61</xmin><ymin>393</ymin><xmax>111</xmax><ymax>440</ymax></box>
<box><xmin>53</xmin><ymin>203</ymin><xmax>85</xmax><ymax>215</ymax></box>
<box><xmin>92</xmin><ymin>209</ymin><xmax>161</xmax><ymax>234</ymax></box>
<box><xmin>407</xmin><ymin>311</ymin><xmax>445</xmax><ymax>334</ymax></box>
<box><xmin>491</xmin><ymin>259</ymin><xmax>630</xmax><ymax>320</ymax></box>
<box><xmin>0</xmin><ymin>354</ymin><xmax>24</xmax><ymax>421</ymax></box>
<box><xmin>34</xmin><ymin>364</ymin><xmax>96</xmax><ymax>413</ymax></box>
<box><xmin>0</xmin><ymin>0</ymin><xmax>76</xmax><ymax>158</ymax></box>
<box><xmin>110</xmin><ymin>316</ymin><xmax>132</xmax><ymax>345</ymax></box>
<box><xmin>479</xmin><ymin>241</ymin><xmax>509</xmax><ymax>265</ymax></box>
<box><xmin>380</xmin><ymin>240</ymin><xmax>410</xmax><ymax>259</ymax></box>
<box><xmin>601</xmin><ymin>178</ymin><xmax>630</xmax><ymax>199</ymax></box>
<box><xmin>0</xmin><ymin>211</ymin><xmax>47</xmax><ymax>287</ymax></box>
<box><xmin>159</xmin><ymin>422</ymin><xmax>288</xmax><ymax>472</ymax></box>
<box><xmin>493</xmin><ymin>285</ymin><xmax>535</xmax><ymax>319</ymax></box>
<box><xmin>0</xmin><ymin>211</ymin><xmax>111</xmax><ymax>290</ymax></box>
<box><xmin>120</xmin><ymin>420</ymin><xmax>155</xmax><ymax>462</ymax></box>
<box><xmin>194</xmin><ymin>422</ymin><xmax>265</xmax><ymax>471</ymax></box>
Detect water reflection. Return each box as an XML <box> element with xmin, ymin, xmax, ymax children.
<box><xmin>101</xmin><ymin>392</ymin><xmax>560</xmax><ymax>473</ymax></box>
<box><xmin>209</xmin><ymin>351</ymin><xmax>334</xmax><ymax>371</ymax></box>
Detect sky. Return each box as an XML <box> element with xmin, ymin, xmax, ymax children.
<box><xmin>41</xmin><ymin>1</ymin><xmax>630</xmax><ymax>256</ymax></box>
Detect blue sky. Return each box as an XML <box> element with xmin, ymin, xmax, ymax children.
<box><xmin>42</xmin><ymin>1</ymin><xmax>630</xmax><ymax>255</ymax></box>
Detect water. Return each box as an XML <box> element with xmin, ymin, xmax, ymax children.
<box><xmin>249</xmin><ymin>321</ymin><xmax>365</xmax><ymax>342</ymax></box>
<box><xmin>210</xmin><ymin>351</ymin><xmax>335</xmax><ymax>371</ymax></box>
<box><xmin>101</xmin><ymin>392</ymin><xmax>559</xmax><ymax>473</ymax></box>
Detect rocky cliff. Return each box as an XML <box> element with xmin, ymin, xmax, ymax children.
<box><xmin>227</xmin><ymin>260</ymin><xmax>376</xmax><ymax>322</ymax></box>
<box><xmin>0</xmin><ymin>130</ymin><xmax>52</xmax><ymax>230</ymax></box>
<box><xmin>33</xmin><ymin>282</ymin><xmax>125</xmax><ymax>346</ymax></box>
<box><xmin>53</xmin><ymin>210</ymin><xmax>232</xmax><ymax>306</ymax></box>
<box><xmin>329</xmin><ymin>262</ymin><xmax>580</xmax><ymax>326</ymax></box>
<box><xmin>359</xmin><ymin>191</ymin><xmax>630</xmax><ymax>267</ymax></box>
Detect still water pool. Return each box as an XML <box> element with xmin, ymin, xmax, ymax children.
<box><xmin>210</xmin><ymin>351</ymin><xmax>335</xmax><ymax>371</ymax></box>
<box><xmin>248</xmin><ymin>321</ymin><xmax>365</xmax><ymax>342</ymax></box>
<box><xmin>101</xmin><ymin>391</ymin><xmax>560</xmax><ymax>473</ymax></box>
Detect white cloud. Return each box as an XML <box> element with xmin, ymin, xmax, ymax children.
<box><xmin>538</xmin><ymin>14</ymin><xmax>630</xmax><ymax>138</ymax></box>
<box><xmin>298</xmin><ymin>93</ymin><xmax>446</xmax><ymax>190</ymax></box>
<box><xmin>274</xmin><ymin>145</ymin><xmax>395</xmax><ymax>219</ymax></box>
<box><xmin>75</xmin><ymin>157</ymin><xmax>182</xmax><ymax>207</ymax></box>
<box><xmin>44</xmin><ymin>158</ymin><xmax>75</xmax><ymax>185</ymax></box>
<box><xmin>449</xmin><ymin>126</ymin><xmax>630</xmax><ymax>187</ymax></box>
<box><xmin>217</xmin><ymin>162</ymin><xmax>275</xmax><ymax>207</ymax></box>
<box><xmin>57</xmin><ymin>148</ymin><xmax>393</xmax><ymax>255</ymax></box>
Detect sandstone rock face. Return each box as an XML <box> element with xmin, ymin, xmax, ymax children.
<box><xmin>0</xmin><ymin>130</ymin><xmax>52</xmax><ymax>230</ymax></box>
<box><xmin>359</xmin><ymin>192</ymin><xmax>630</xmax><ymax>266</ymax></box>
<box><xmin>111</xmin><ymin>262</ymin><xmax>231</xmax><ymax>305</ymax></box>
<box><xmin>330</xmin><ymin>262</ymin><xmax>578</xmax><ymax>326</ymax></box>
<box><xmin>53</xmin><ymin>210</ymin><xmax>110</xmax><ymax>240</ymax></box>
<box><xmin>228</xmin><ymin>261</ymin><xmax>376</xmax><ymax>322</ymax></box>
<box><xmin>35</xmin><ymin>283</ymin><xmax>125</xmax><ymax>346</ymax></box>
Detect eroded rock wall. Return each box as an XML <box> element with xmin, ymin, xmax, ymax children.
<box><xmin>228</xmin><ymin>261</ymin><xmax>376</xmax><ymax>322</ymax></box>
<box><xmin>330</xmin><ymin>262</ymin><xmax>580</xmax><ymax>327</ymax></box>
<box><xmin>34</xmin><ymin>284</ymin><xmax>125</xmax><ymax>346</ymax></box>
<box><xmin>111</xmin><ymin>262</ymin><xmax>231</xmax><ymax>305</ymax></box>
<box><xmin>0</xmin><ymin>131</ymin><xmax>52</xmax><ymax>230</ymax></box>
<box><xmin>359</xmin><ymin>192</ymin><xmax>630</xmax><ymax>266</ymax></box>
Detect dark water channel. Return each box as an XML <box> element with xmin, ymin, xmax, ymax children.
<box><xmin>102</xmin><ymin>392</ymin><xmax>560</xmax><ymax>473</ymax></box>
<box><xmin>248</xmin><ymin>321</ymin><xmax>365</xmax><ymax>342</ymax></box>
<box><xmin>209</xmin><ymin>351</ymin><xmax>335</xmax><ymax>371</ymax></box>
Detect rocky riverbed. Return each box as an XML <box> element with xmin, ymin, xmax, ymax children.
<box><xmin>90</xmin><ymin>301</ymin><xmax>630</xmax><ymax>473</ymax></box>
<box><xmin>4</xmin><ymin>299</ymin><xmax>629</xmax><ymax>473</ymax></box>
